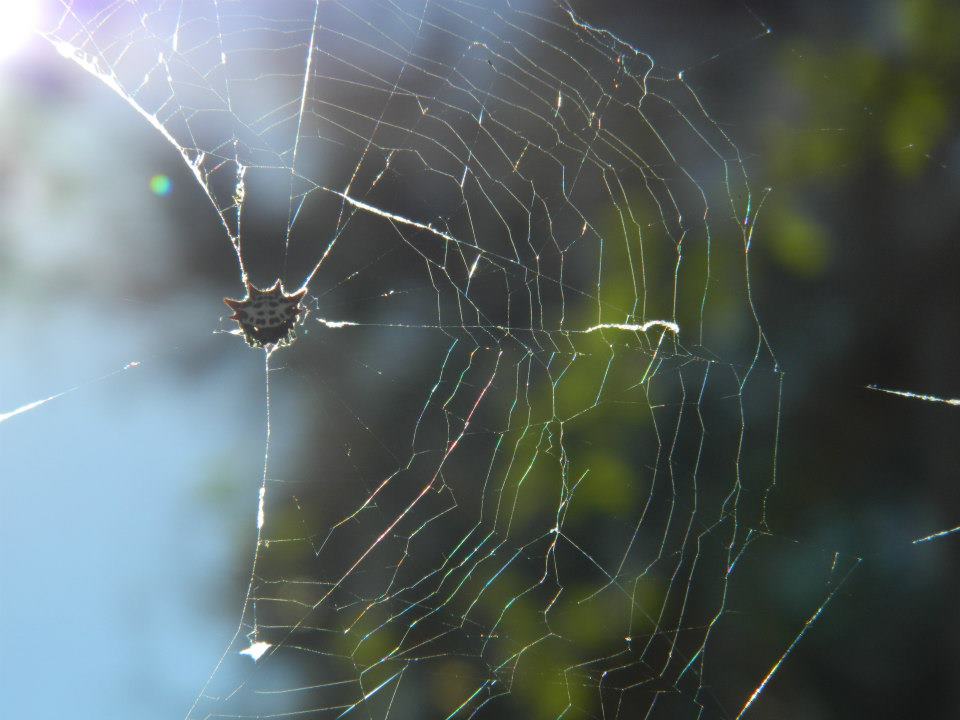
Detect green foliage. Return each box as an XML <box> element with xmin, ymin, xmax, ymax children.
<box><xmin>762</xmin><ymin>0</ymin><xmax>959</xmax><ymax>278</ymax></box>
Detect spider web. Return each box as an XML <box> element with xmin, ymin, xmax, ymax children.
<box><xmin>39</xmin><ymin>1</ymin><xmax>855</xmax><ymax>718</ymax></box>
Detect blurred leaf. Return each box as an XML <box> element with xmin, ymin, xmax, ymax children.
<box><xmin>899</xmin><ymin>0</ymin><xmax>960</xmax><ymax>68</ymax></box>
<box><xmin>765</xmin><ymin>202</ymin><xmax>831</xmax><ymax>277</ymax></box>
<box><xmin>884</xmin><ymin>73</ymin><xmax>948</xmax><ymax>176</ymax></box>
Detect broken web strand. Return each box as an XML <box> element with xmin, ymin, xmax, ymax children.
<box><xmin>865</xmin><ymin>386</ymin><xmax>960</xmax><ymax>546</ymax></box>
<box><xmin>0</xmin><ymin>362</ymin><xmax>142</xmax><ymax>425</ymax></box>
<box><xmin>32</xmin><ymin>2</ymin><xmax>843</xmax><ymax>718</ymax></box>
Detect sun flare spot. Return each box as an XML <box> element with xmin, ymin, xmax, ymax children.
<box><xmin>0</xmin><ymin>0</ymin><xmax>41</xmax><ymax>61</ymax></box>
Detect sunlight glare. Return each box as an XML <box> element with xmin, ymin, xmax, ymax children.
<box><xmin>0</xmin><ymin>0</ymin><xmax>40</xmax><ymax>61</ymax></box>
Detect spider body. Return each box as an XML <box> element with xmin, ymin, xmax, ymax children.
<box><xmin>224</xmin><ymin>280</ymin><xmax>307</xmax><ymax>349</ymax></box>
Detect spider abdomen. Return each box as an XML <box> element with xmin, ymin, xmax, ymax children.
<box><xmin>224</xmin><ymin>280</ymin><xmax>307</xmax><ymax>349</ymax></box>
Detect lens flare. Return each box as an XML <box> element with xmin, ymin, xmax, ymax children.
<box><xmin>149</xmin><ymin>174</ymin><xmax>172</xmax><ymax>196</ymax></box>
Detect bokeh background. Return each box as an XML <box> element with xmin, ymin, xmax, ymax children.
<box><xmin>1</xmin><ymin>1</ymin><xmax>958</xmax><ymax>718</ymax></box>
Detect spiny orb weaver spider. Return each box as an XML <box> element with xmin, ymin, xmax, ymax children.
<box><xmin>224</xmin><ymin>279</ymin><xmax>307</xmax><ymax>349</ymax></box>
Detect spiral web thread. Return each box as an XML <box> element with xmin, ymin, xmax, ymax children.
<box><xmin>43</xmin><ymin>2</ymin><xmax>855</xmax><ymax>718</ymax></box>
